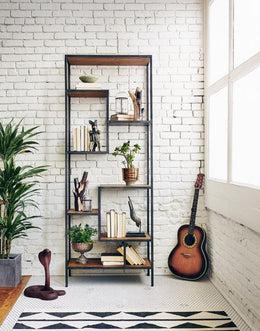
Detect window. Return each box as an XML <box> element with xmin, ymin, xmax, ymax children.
<box><xmin>208</xmin><ymin>0</ymin><xmax>229</xmax><ymax>84</ymax></box>
<box><xmin>208</xmin><ymin>88</ymin><xmax>228</xmax><ymax>180</ymax></box>
<box><xmin>205</xmin><ymin>0</ymin><xmax>260</xmax><ymax>233</ymax></box>
<box><xmin>232</xmin><ymin>68</ymin><xmax>260</xmax><ymax>187</ymax></box>
<box><xmin>234</xmin><ymin>0</ymin><xmax>260</xmax><ymax>67</ymax></box>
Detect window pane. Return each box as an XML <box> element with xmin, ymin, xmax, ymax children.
<box><xmin>232</xmin><ymin>67</ymin><xmax>260</xmax><ymax>187</ymax></box>
<box><xmin>234</xmin><ymin>0</ymin><xmax>260</xmax><ymax>67</ymax></box>
<box><xmin>208</xmin><ymin>0</ymin><xmax>229</xmax><ymax>84</ymax></box>
<box><xmin>208</xmin><ymin>88</ymin><xmax>228</xmax><ymax>180</ymax></box>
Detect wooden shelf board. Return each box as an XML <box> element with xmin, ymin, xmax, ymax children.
<box><xmin>99</xmin><ymin>184</ymin><xmax>151</xmax><ymax>189</ymax></box>
<box><xmin>108</xmin><ymin>120</ymin><xmax>150</xmax><ymax>126</ymax></box>
<box><xmin>68</xmin><ymin>150</ymin><xmax>108</xmax><ymax>155</ymax></box>
<box><xmin>68</xmin><ymin>258</ymin><xmax>151</xmax><ymax>269</ymax></box>
<box><xmin>67</xmin><ymin>90</ymin><xmax>108</xmax><ymax>98</ymax></box>
<box><xmin>67</xmin><ymin>209</ymin><xmax>98</xmax><ymax>216</ymax></box>
<box><xmin>66</xmin><ymin>55</ymin><xmax>151</xmax><ymax>66</ymax></box>
<box><xmin>100</xmin><ymin>232</ymin><xmax>151</xmax><ymax>241</ymax></box>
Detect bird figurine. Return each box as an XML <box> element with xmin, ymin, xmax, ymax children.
<box><xmin>128</xmin><ymin>196</ymin><xmax>142</xmax><ymax>232</ymax></box>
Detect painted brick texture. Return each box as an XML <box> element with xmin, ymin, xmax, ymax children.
<box><xmin>207</xmin><ymin>211</ymin><xmax>260</xmax><ymax>330</ymax></box>
<box><xmin>1</xmin><ymin>1</ymin><xmax>258</xmax><ymax>329</ymax></box>
<box><xmin>0</xmin><ymin>0</ymin><xmax>205</xmax><ymax>277</ymax></box>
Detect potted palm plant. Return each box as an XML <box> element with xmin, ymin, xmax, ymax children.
<box><xmin>0</xmin><ymin>120</ymin><xmax>47</xmax><ymax>287</ymax></box>
<box><xmin>68</xmin><ymin>223</ymin><xmax>97</xmax><ymax>264</ymax></box>
<box><xmin>112</xmin><ymin>140</ymin><xmax>141</xmax><ymax>185</ymax></box>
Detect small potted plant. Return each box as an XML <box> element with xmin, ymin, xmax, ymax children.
<box><xmin>112</xmin><ymin>140</ymin><xmax>141</xmax><ymax>186</ymax></box>
<box><xmin>68</xmin><ymin>223</ymin><xmax>97</xmax><ymax>264</ymax></box>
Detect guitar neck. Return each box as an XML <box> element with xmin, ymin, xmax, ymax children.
<box><xmin>188</xmin><ymin>188</ymin><xmax>199</xmax><ymax>235</ymax></box>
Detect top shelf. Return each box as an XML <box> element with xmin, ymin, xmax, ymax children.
<box><xmin>66</xmin><ymin>55</ymin><xmax>151</xmax><ymax>66</ymax></box>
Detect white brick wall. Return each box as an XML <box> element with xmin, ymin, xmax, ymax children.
<box><xmin>207</xmin><ymin>211</ymin><xmax>260</xmax><ymax>330</ymax></box>
<box><xmin>0</xmin><ymin>0</ymin><xmax>205</xmax><ymax>277</ymax></box>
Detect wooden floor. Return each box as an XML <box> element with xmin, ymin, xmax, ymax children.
<box><xmin>0</xmin><ymin>275</ymin><xmax>31</xmax><ymax>324</ymax></box>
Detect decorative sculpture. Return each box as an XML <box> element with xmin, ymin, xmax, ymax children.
<box><xmin>73</xmin><ymin>171</ymin><xmax>88</xmax><ymax>211</ymax></box>
<box><xmin>24</xmin><ymin>249</ymin><xmax>65</xmax><ymax>300</ymax></box>
<box><xmin>89</xmin><ymin>120</ymin><xmax>101</xmax><ymax>152</ymax></box>
<box><xmin>128</xmin><ymin>87</ymin><xmax>143</xmax><ymax>120</ymax></box>
<box><xmin>126</xmin><ymin>196</ymin><xmax>145</xmax><ymax>237</ymax></box>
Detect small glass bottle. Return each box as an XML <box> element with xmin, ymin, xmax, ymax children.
<box><xmin>82</xmin><ymin>190</ymin><xmax>92</xmax><ymax>212</ymax></box>
<box><xmin>115</xmin><ymin>91</ymin><xmax>129</xmax><ymax>114</ymax></box>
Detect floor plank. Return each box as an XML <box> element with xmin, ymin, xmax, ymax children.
<box><xmin>0</xmin><ymin>275</ymin><xmax>31</xmax><ymax>324</ymax></box>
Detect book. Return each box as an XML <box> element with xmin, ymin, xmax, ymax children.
<box><xmin>122</xmin><ymin>212</ymin><xmax>126</xmax><ymax>237</ymax></box>
<box><xmin>110</xmin><ymin>114</ymin><xmax>134</xmax><ymax>121</ymax></box>
<box><xmin>129</xmin><ymin>245</ymin><xmax>145</xmax><ymax>265</ymax></box>
<box><xmin>72</xmin><ymin>127</ymin><xmax>77</xmax><ymax>151</ymax></box>
<box><xmin>75</xmin><ymin>82</ymin><xmax>102</xmax><ymax>90</ymax></box>
<box><xmin>102</xmin><ymin>261</ymin><xmax>124</xmax><ymax>266</ymax></box>
<box><xmin>117</xmin><ymin>213</ymin><xmax>122</xmax><ymax>238</ymax></box>
<box><xmin>80</xmin><ymin>126</ymin><xmax>84</xmax><ymax>151</ymax></box>
<box><xmin>101</xmin><ymin>253</ymin><xmax>124</xmax><ymax>262</ymax></box>
<box><xmin>126</xmin><ymin>245</ymin><xmax>141</xmax><ymax>265</ymax></box>
<box><xmin>106</xmin><ymin>211</ymin><xmax>126</xmax><ymax>238</ymax></box>
<box><xmin>72</xmin><ymin>125</ymin><xmax>89</xmax><ymax>151</ymax></box>
<box><xmin>84</xmin><ymin>126</ymin><xmax>88</xmax><ymax>151</ymax></box>
<box><xmin>110</xmin><ymin>209</ymin><xmax>115</xmax><ymax>237</ymax></box>
<box><xmin>117</xmin><ymin>245</ymin><xmax>135</xmax><ymax>265</ymax></box>
<box><xmin>114</xmin><ymin>212</ymin><xmax>118</xmax><ymax>238</ymax></box>
<box><xmin>76</xmin><ymin>127</ymin><xmax>80</xmax><ymax>151</ymax></box>
<box><xmin>106</xmin><ymin>212</ymin><xmax>111</xmax><ymax>238</ymax></box>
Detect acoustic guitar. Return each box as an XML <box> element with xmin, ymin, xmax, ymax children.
<box><xmin>168</xmin><ymin>174</ymin><xmax>209</xmax><ymax>280</ymax></box>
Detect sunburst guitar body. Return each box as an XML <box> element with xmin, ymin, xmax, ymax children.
<box><xmin>168</xmin><ymin>174</ymin><xmax>209</xmax><ymax>280</ymax></box>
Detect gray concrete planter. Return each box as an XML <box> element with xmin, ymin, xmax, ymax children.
<box><xmin>0</xmin><ymin>253</ymin><xmax>22</xmax><ymax>287</ymax></box>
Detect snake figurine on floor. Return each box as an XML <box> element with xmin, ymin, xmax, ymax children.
<box><xmin>24</xmin><ymin>249</ymin><xmax>65</xmax><ymax>300</ymax></box>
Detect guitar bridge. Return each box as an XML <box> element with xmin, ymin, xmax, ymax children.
<box><xmin>181</xmin><ymin>253</ymin><xmax>193</xmax><ymax>258</ymax></box>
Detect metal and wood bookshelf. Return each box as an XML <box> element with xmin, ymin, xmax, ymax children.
<box><xmin>65</xmin><ymin>55</ymin><xmax>153</xmax><ymax>286</ymax></box>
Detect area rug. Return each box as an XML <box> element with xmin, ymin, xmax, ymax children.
<box><xmin>13</xmin><ymin>311</ymin><xmax>238</xmax><ymax>330</ymax></box>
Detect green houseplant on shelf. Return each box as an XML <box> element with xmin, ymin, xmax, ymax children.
<box><xmin>112</xmin><ymin>140</ymin><xmax>141</xmax><ymax>185</ymax></box>
<box><xmin>0</xmin><ymin>120</ymin><xmax>47</xmax><ymax>287</ymax></box>
<box><xmin>68</xmin><ymin>223</ymin><xmax>97</xmax><ymax>264</ymax></box>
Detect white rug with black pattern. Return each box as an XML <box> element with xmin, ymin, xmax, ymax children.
<box><xmin>13</xmin><ymin>310</ymin><xmax>238</xmax><ymax>330</ymax></box>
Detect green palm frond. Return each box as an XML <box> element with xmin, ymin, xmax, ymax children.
<box><xmin>0</xmin><ymin>120</ymin><xmax>47</xmax><ymax>259</ymax></box>
<box><xmin>0</xmin><ymin>120</ymin><xmax>42</xmax><ymax>163</ymax></box>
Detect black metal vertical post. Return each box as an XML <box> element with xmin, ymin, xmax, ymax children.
<box><xmin>149</xmin><ymin>56</ymin><xmax>154</xmax><ymax>286</ymax></box>
<box><xmin>98</xmin><ymin>187</ymin><xmax>101</xmax><ymax>240</ymax></box>
<box><xmin>65</xmin><ymin>56</ymin><xmax>68</xmax><ymax>287</ymax></box>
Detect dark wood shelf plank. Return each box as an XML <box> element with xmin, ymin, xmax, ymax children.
<box><xmin>67</xmin><ymin>208</ymin><xmax>98</xmax><ymax>216</ymax></box>
<box><xmin>68</xmin><ymin>150</ymin><xmax>108</xmax><ymax>155</ymax></box>
<box><xmin>68</xmin><ymin>258</ymin><xmax>151</xmax><ymax>269</ymax></box>
<box><xmin>108</xmin><ymin>120</ymin><xmax>150</xmax><ymax>126</ymax></box>
<box><xmin>67</xmin><ymin>90</ymin><xmax>108</xmax><ymax>98</ymax></box>
<box><xmin>99</xmin><ymin>184</ymin><xmax>151</xmax><ymax>189</ymax></box>
<box><xmin>100</xmin><ymin>232</ymin><xmax>151</xmax><ymax>241</ymax></box>
<box><xmin>66</xmin><ymin>55</ymin><xmax>151</xmax><ymax>66</ymax></box>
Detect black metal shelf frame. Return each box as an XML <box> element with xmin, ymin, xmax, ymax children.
<box><xmin>65</xmin><ymin>54</ymin><xmax>153</xmax><ymax>287</ymax></box>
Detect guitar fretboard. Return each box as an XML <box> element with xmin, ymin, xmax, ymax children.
<box><xmin>188</xmin><ymin>187</ymin><xmax>199</xmax><ymax>236</ymax></box>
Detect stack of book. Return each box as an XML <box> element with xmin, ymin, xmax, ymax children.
<box><xmin>117</xmin><ymin>244</ymin><xmax>145</xmax><ymax>265</ymax></box>
<box><xmin>72</xmin><ymin>126</ymin><xmax>89</xmax><ymax>151</ymax></box>
<box><xmin>110</xmin><ymin>113</ymin><xmax>134</xmax><ymax>121</ymax></box>
<box><xmin>75</xmin><ymin>82</ymin><xmax>102</xmax><ymax>90</ymax></box>
<box><xmin>106</xmin><ymin>210</ymin><xmax>126</xmax><ymax>238</ymax></box>
<box><xmin>101</xmin><ymin>253</ymin><xmax>124</xmax><ymax>266</ymax></box>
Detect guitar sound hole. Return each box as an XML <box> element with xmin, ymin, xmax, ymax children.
<box><xmin>185</xmin><ymin>234</ymin><xmax>195</xmax><ymax>246</ymax></box>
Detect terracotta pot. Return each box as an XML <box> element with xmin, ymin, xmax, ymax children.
<box><xmin>72</xmin><ymin>242</ymin><xmax>93</xmax><ymax>264</ymax></box>
<box><xmin>122</xmin><ymin>168</ymin><xmax>139</xmax><ymax>186</ymax></box>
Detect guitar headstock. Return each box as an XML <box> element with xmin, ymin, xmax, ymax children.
<box><xmin>195</xmin><ymin>173</ymin><xmax>204</xmax><ymax>189</ymax></box>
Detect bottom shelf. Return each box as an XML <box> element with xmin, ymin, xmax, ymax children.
<box><xmin>67</xmin><ymin>258</ymin><xmax>151</xmax><ymax>269</ymax></box>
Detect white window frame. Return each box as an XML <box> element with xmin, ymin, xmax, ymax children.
<box><xmin>204</xmin><ymin>0</ymin><xmax>260</xmax><ymax>234</ymax></box>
